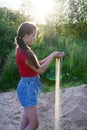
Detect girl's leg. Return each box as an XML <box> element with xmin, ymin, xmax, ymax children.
<box><xmin>24</xmin><ymin>106</ymin><xmax>39</xmax><ymax>130</ymax></box>
<box><xmin>20</xmin><ymin>109</ymin><xmax>29</xmax><ymax>130</ymax></box>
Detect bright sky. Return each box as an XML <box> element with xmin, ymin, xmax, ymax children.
<box><xmin>0</xmin><ymin>0</ymin><xmax>22</xmax><ymax>9</ymax></box>
<box><xmin>0</xmin><ymin>0</ymin><xmax>55</xmax><ymax>23</ymax></box>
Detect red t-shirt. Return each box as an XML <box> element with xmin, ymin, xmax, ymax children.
<box><xmin>16</xmin><ymin>48</ymin><xmax>38</xmax><ymax>77</ymax></box>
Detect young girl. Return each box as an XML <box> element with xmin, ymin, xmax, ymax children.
<box><xmin>15</xmin><ymin>22</ymin><xmax>64</xmax><ymax>130</ymax></box>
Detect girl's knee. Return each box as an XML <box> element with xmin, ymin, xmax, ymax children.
<box><xmin>36</xmin><ymin>121</ymin><xmax>39</xmax><ymax>128</ymax></box>
<box><xmin>32</xmin><ymin>120</ymin><xmax>39</xmax><ymax>129</ymax></box>
<box><xmin>24</xmin><ymin>106</ymin><xmax>39</xmax><ymax>129</ymax></box>
<box><xmin>25</xmin><ymin>123</ymin><xmax>39</xmax><ymax>130</ymax></box>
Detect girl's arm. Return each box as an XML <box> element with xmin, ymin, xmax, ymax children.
<box><xmin>39</xmin><ymin>53</ymin><xmax>53</xmax><ymax>65</ymax></box>
<box><xmin>39</xmin><ymin>51</ymin><xmax>64</xmax><ymax>65</ymax></box>
<box><xmin>26</xmin><ymin>51</ymin><xmax>64</xmax><ymax>74</ymax></box>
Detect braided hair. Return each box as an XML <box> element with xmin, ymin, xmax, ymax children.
<box><xmin>15</xmin><ymin>22</ymin><xmax>40</xmax><ymax>69</ymax></box>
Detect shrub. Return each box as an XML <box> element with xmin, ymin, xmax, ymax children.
<box><xmin>0</xmin><ymin>49</ymin><xmax>20</xmax><ymax>91</ymax></box>
<box><xmin>0</xmin><ymin>36</ymin><xmax>87</xmax><ymax>91</ymax></box>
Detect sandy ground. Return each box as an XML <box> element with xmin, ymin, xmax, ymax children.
<box><xmin>0</xmin><ymin>90</ymin><xmax>55</xmax><ymax>130</ymax></box>
<box><xmin>0</xmin><ymin>84</ymin><xmax>87</xmax><ymax>130</ymax></box>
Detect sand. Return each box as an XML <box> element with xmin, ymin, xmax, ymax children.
<box><xmin>0</xmin><ymin>84</ymin><xmax>87</xmax><ymax>130</ymax></box>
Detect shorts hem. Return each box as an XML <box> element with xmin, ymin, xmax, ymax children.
<box><xmin>22</xmin><ymin>104</ymin><xmax>37</xmax><ymax>108</ymax></box>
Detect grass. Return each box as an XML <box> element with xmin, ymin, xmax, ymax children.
<box><xmin>60</xmin><ymin>80</ymin><xmax>85</xmax><ymax>89</ymax></box>
<box><xmin>42</xmin><ymin>78</ymin><xmax>85</xmax><ymax>93</ymax></box>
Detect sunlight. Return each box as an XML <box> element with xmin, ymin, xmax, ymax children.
<box><xmin>32</xmin><ymin>0</ymin><xmax>54</xmax><ymax>19</ymax></box>
<box><xmin>0</xmin><ymin>0</ymin><xmax>22</xmax><ymax>10</ymax></box>
<box><xmin>0</xmin><ymin>0</ymin><xmax>55</xmax><ymax>23</ymax></box>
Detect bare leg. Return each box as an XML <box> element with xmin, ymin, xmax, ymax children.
<box><xmin>24</xmin><ymin>106</ymin><xmax>39</xmax><ymax>130</ymax></box>
<box><xmin>20</xmin><ymin>109</ymin><xmax>29</xmax><ymax>130</ymax></box>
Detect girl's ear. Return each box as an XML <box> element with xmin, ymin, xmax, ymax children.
<box><xmin>23</xmin><ymin>34</ymin><xmax>29</xmax><ymax>38</ymax></box>
<box><xmin>23</xmin><ymin>34</ymin><xmax>29</xmax><ymax>44</ymax></box>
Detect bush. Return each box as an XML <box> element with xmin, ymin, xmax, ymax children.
<box><xmin>58</xmin><ymin>37</ymin><xmax>87</xmax><ymax>83</ymax></box>
<box><xmin>0</xmin><ymin>36</ymin><xmax>87</xmax><ymax>91</ymax></box>
<box><xmin>0</xmin><ymin>49</ymin><xmax>20</xmax><ymax>91</ymax></box>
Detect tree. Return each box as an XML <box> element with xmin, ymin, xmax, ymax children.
<box><xmin>0</xmin><ymin>7</ymin><xmax>29</xmax><ymax>71</ymax></box>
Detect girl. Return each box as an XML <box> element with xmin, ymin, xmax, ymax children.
<box><xmin>15</xmin><ymin>22</ymin><xmax>64</xmax><ymax>130</ymax></box>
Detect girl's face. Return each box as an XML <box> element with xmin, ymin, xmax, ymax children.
<box><xmin>23</xmin><ymin>31</ymin><xmax>36</xmax><ymax>46</ymax></box>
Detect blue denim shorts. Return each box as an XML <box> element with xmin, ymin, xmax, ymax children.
<box><xmin>17</xmin><ymin>76</ymin><xmax>42</xmax><ymax>108</ymax></box>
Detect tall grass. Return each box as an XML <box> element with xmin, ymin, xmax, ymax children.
<box><xmin>33</xmin><ymin>36</ymin><xmax>87</xmax><ymax>85</ymax></box>
<box><xmin>58</xmin><ymin>37</ymin><xmax>87</xmax><ymax>83</ymax></box>
<box><xmin>0</xmin><ymin>36</ymin><xmax>87</xmax><ymax>91</ymax></box>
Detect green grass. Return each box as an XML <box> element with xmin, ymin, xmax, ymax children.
<box><xmin>42</xmin><ymin>78</ymin><xmax>85</xmax><ymax>93</ymax></box>
<box><xmin>60</xmin><ymin>81</ymin><xmax>84</xmax><ymax>89</ymax></box>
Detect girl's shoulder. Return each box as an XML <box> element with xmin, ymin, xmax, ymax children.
<box><xmin>17</xmin><ymin>47</ymin><xmax>26</xmax><ymax>54</ymax></box>
<box><xmin>16</xmin><ymin>47</ymin><xmax>28</xmax><ymax>58</ymax></box>
<box><xmin>16</xmin><ymin>47</ymin><xmax>28</xmax><ymax>61</ymax></box>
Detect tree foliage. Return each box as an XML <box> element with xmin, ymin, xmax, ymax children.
<box><xmin>45</xmin><ymin>0</ymin><xmax>87</xmax><ymax>39</ymax></box>
<box><xmin>0</xmin><ymin>7</ymin><xmax>29</xmax><ymax>70</ymax></box>
<box><xmin>0</xmin><ymin>0</ymin><xmax>87</xmax><ymax>91</ymax></box>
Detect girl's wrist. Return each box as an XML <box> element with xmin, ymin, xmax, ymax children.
<box><xmin>52</xmin><ymin>51</ymin><xmax>59</xmax><ymax>59</ymax></box>
<box><xmin>49</xmin><ymin>53</ymin><xmax>54</xmax><ymax>59</ymax></box>
<box><xmin>51</xmin><ymin>52</ymin><xmax>56</xmax><ymax>59</ymax></box>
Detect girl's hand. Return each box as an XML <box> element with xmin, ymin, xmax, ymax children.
<box><xmin>53</xmin><ymin>51</ymin><xmax>65</xmax><ymax>59</ymax></box>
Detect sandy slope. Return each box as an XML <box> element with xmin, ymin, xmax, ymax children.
<box><xmin>0</xmin><ymin>84</ymin><xmax>87</xmax><ymax>130</ymax></box>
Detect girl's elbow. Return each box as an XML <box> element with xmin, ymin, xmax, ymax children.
<box><xmin>38</xmin><ymin>70</ymin><xmax>44</xmax><ymax>74</ymax></box>
<box><xmin>37</xmin><ymin>68</ymin><xmax>45</xmax><ymax>74</ymax></box>
<box><xmin>39</xmin><ymin>71</ymin><xmax>44</xmax><ymax>75</ymax></box>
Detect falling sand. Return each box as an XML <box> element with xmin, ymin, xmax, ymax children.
<box><xmin>55</xmin><ymin>59</ymin><xmax>60</xmax><ymax>130</ymax></box>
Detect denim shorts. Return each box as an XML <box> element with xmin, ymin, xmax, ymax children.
<box><xmin>17</xmin><ymin>76</ymin><xmax>42</xmax><ymax>108</ymax></box>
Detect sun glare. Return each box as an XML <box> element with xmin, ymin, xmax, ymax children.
<box><xmin>0</xmin><ymin>0</ymin><xmax>22</xmax><ymax>10</ymax></box>
<box><xmin>31</xmin><ymin>0</ymin><xmax>54</xmax><ymax>23</ymax></box>
<box><xmin>0</xmin><ymin>0</ymin><xmax>55</xmax><ymax>23</ymax></box>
